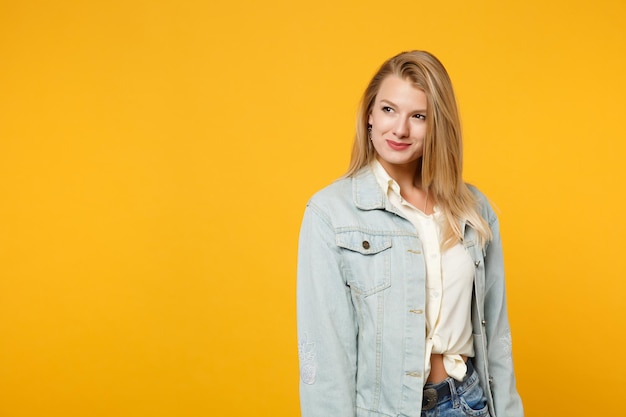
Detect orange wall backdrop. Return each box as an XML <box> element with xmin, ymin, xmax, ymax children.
<box><xmin>1</xmin><ymin>1</ymin><xmax>625</xmax><ymax>416</ymax></box>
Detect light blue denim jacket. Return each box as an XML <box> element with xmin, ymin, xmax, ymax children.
<box><xmin>297</xmin><ymin>167</ymin><xmax>523</xmax><ymax>417</ymax></box>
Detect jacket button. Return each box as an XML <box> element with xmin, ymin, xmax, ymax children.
<box><xmin>362</xmin><ymin>241</ymin><xmax>370</xmax><ymax>249</ymax></box>
<box><xmin>482</xmin><ymin>320</ymin><xmax>486</xmax><ymax>326</ymax></box>
<box><xmin>474</xmin><ymin>260</ymin><xmax>481</xmax><ymax>267</ymax></box>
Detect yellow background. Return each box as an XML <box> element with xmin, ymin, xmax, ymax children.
<box><xmin>1</xmin><ymin>1</ymin><xmax>625</xmax><ymax>416</ymax></box>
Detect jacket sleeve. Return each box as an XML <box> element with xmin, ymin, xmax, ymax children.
<box><xmin>297</xmin><ymin>201</ymin><xmax>358</xmax><ymax>417</ymax></box>
<box><xmin>483</xmin><ymin>212</ymin><xmax>524</xmax><ymax>417</ymax></box>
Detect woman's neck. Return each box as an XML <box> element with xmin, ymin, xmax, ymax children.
<box><xmin>377</xmin><ymin>157</ymin><xmax>422</xmax><ymax>190</ymax></box>
<box><xmin>376</xmin><ymin>157</ymin><xmax>432</xmax><ymax>214</ymax></box>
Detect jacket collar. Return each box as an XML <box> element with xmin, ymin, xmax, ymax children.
<box><xmin>352</xmin><ymin>166</ymin><xmax>388</xmax><ymax>210</ymax></box>
<box><xmin>352</xmin><ymin>166</ymin><xmax>471</xmax><ymax>240</ymax></box>
<box><xmin>352</xmin><ymin>166</ymin><xmax>408</xmax><ymax>217</ymax></box>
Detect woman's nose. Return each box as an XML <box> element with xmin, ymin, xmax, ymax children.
<box><xmin>393</xmin><ymin>118</ymin><xmax>409</xmax><ymax>138</ymax></box>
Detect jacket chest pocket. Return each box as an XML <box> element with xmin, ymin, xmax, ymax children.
<box><xmin>336</xmin><ymin>230</ymin><xmax>392</xmax><ymax>297</ymax></box>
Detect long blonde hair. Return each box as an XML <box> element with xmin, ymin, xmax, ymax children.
<box><xmin>346</xmin><ymin>50</ymin><xmax>492</xmax><ymax>248</ymax></box>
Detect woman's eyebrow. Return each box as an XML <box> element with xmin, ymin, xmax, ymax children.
<box><xmin>379</xmin><ymin>99</ymin><xmax>426</xmax><ymax>113</ymax></box>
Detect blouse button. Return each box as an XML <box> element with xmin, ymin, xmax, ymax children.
<box><xmin>362</xmin><ymin>241</ymin><xmax>370</xmax><ymax>249</ymax></box>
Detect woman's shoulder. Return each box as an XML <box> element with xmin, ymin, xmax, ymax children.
<box><xmin>466</xmin><ymin>183</ymin><xmax>487</xmax><ymax>201</ymax></box>
<box><xmin>307</xmin><ymin>176</ymin><xmax>353</xmax><ymax>209</ymax></box>
<box><xmin>300</xmin><ymin>177</ymin><xmax>358</xmax><ymax>228</ymax></box>
<box><xmin>465</xmin><ymin>183</ymin><xmax>498</xmax><ymax>224</ymax></box>
<box><xmin>307</xmin><ymin>166</ymin><xmax>379</xmax><ymax>208</ymax></box>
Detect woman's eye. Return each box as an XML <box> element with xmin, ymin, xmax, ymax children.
<box><xmin>413</xmin><ymin>114</ymin><xmax>426</xmax><ymax>120</ymax></box>
<box><xmin>382</xmin><ymin>106</ymin><xmax>393</xmax><ymax>113</ymax></box>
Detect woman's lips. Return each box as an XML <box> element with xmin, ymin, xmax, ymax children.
<box><xmin>386</xmin><ymin>140</ymin><xmax>410</xmax><ymax>151</ymax></box>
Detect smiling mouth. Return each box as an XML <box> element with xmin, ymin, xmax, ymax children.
<box><xmin>386</xmin><ymin>140</ymin><xmax>411</xmax><ymax>150</ymax></box>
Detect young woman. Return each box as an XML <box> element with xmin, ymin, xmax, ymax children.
<box><xmin>297</xmin><ymin>51</ymin><xmax>523</xmax><ymax>417</ymax></box>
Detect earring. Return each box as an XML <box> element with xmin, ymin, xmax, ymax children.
<box><xmin>367</xmin><ymin>124</ymin><xmax>372</xmax><ymax>140</ymax></box>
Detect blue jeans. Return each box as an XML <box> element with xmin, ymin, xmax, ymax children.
<box><xmin>421</xmin><ymin>362</ymin><xmax>489</xmax><ymax>417</ymax></box>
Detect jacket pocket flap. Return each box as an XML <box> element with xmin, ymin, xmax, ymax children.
<box><xmin>336</xmin><ymin>230</ymin><xmax>392</xmax><ymax>255</ymax></box>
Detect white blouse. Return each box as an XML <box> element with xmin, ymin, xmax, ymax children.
<box><xmin>371</xmin><ymin>160</ymin><xmax>475</xmax><ymax>382</ymax></box>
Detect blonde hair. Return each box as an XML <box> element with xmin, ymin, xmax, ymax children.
<box><xmin>346</xmin><ymin>50</ymin><xmax>492</xmax><ymax>248</ymax></box>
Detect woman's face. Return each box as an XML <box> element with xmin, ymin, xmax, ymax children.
<box><xmin>368</xmin><ymin>75</ymin><xmax>428</xmax><ymax>174</ymax></box>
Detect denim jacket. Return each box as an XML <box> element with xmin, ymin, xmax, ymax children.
<box><xmin>297</xmin><ymin>167</ymin><xmax>523</xmax><ymax>417</ymax></box>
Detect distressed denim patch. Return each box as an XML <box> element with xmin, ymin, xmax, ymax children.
<box><xmin>298</xmin><ymin>333</ymin><xmax>316</xmax><ymax>384</ymax></box>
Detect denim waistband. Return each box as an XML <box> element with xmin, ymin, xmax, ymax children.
<box><xmin>422</xmin><ymin>359</ymin><xmax>479</xmax><ymax>410</ymax></box>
